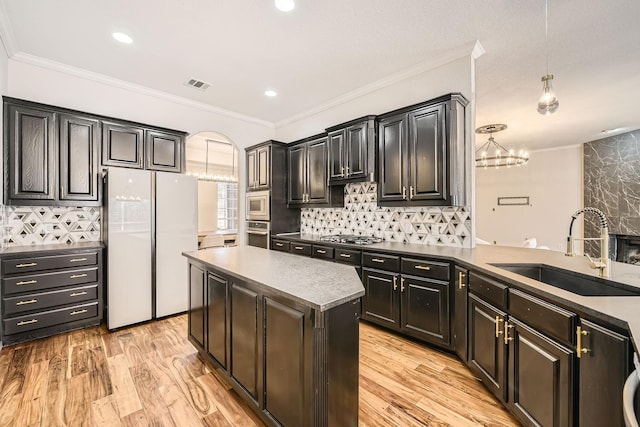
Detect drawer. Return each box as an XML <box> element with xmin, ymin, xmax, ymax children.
<box><xmin>334</xmin><ymin>248</ymin><xmax>361</xmax><ymax>266</ymax></box>
<box><xmin>362</xmin><ymin>252</ymin><xmax>400</xmax><ymax>271</ymax></box>
<box><xmin>312</xmin><ymin>245</ymin><xmax>334</xmax><ymax>260</ymax></box>
<box><xmin>3</xmin><ymin>301</ymin><xmax>99</xmax><ymax>335</ymax></box>
<box><xmin>2</xmin><ymin>252</ymin><xmax>98</xmax><ymax>275</ymax></box>
<box><xmin>469</xmin><ymin>272</ymin><xmax>509</xmax><ymax>310</ymax></box>
<box><xmin>401</xmin><ymin>258</ymin><xmax>450</xmax><ymax>281</ymax></box>
<box><xmin>271</xmin><ymin>239</ymin><xmax>290</xmax><ymax>252</ymax></box>
<box><xmin>289</xmin><ymin>243</ymin><xmax>312</xmax><ymax>257</ymax></box>
<box><xmin>2</xmin><ymin>284</ymin><xmax>99</xmax><ymax>316</ymax></box>
<box><xmin>2</xmin><ymin>267</ymin><xmax>98</xmax><ymax>296</ymax></box>
<box><xmin>509</xmin><ymin>288</ymin><xmax>576</xmax><ymax>346</ymax></box>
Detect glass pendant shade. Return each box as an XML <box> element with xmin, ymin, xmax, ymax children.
<box><xmin>537</xmin><ymin>74</ymin><xmax>559</xmax><ymax>115</ymax></box>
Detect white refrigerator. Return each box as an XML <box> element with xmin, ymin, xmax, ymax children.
<box><xmin>106</xmin><ymin>167</ymin><xmax>198</xmax><ymax>330</ymax></box>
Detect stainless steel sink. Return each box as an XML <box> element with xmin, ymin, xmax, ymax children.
<box><xmin>491</xmin><ymin>263</ymin><xmax>640</xmax><ymax>297</ymax></box>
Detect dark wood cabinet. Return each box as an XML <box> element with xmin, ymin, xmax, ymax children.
<box><xmin>4</xmin><ymin>102</ymin><xmax>56</xmax><ymax>203</ymax></box>
<box><xmin>578</xmin><ymin>319</ymin><xmax>629</xmax><ymax>427</ymax></box>
<box><xmin>401</xmin><ymin>275</ymin><xmax>450</xmax><ymax>346</ymax></box>
<box><xmin>287</xmin><ymin>134</ymin><xmax>343</xmax><ymax>207</ymax></box>
<box><xmin>189</xmin><ymin>264</ymin><xmax>206</xmax><ymax>349</ymax></box>
<box><xmin>59</xmin><ymin>113</ymin><xmax>100</xmax><ymax>203</ymax></box>
<box><xmin>377</xmin><ymin>93</ymin><xmax>468</xmax><ymax>206</ymax></box>
<box><xmin>246</xmin><ymin>144</ymin><xmax>270</xmax><ymax>191</ymax></box>
<box><xmin>453</xmin><ymin>266</ymin><xmax>468</xmax><ymax>362</ymax></box>
<box><xmin>361</xmin><ymin>268</ymin><xmax>399</xmax><ymax>328</ymax></box>
<box><xmin>101</xmin><ymin>121</ymin><xmax>145</xmax><ymax>169</ymax></box>
<box><xmin>207</xmin><ymin>272</ymin><xmax>228</xmax><ymax>369</ymax></box>
<box><xmin>327</xmin><ymin>116</ymin><xmax>376</xmax><ymax>185</ymax></box>
<box><xmin>145</xmin><ymin>129</ymin><xmax>183</xmax><ymax>172</ymax></box>
<box><xmin>231</xmin><ymin>283</ymin><xmax>259</xmax><ymax>400</ymax></box>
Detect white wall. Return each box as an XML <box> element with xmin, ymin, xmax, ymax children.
<box><xmin>475</xmin><ymin>145</ymin><xmax>583</xmax><ymax>252</ymax></box>
<box><xmin>0</xmin><ymin>40</ymin><xmax>8</xmax><ymax>204</ymax></box>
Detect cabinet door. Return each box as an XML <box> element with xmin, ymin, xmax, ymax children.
<box><xmin>307</xmin><ymin>137</ymin><xmax>329</xmax><ymax>203</ymax></box>
<box><xmin>189</xmin><ymin>264</ymin><xmax>206</xmax><ymax>349</ymax></box>
<box><xmin>400</xmin><ymin>275</ymin><xmax>450</xmax><ymax>346</ymax></box>
<box><xmin>231</xmin><ymin>283</ymin><xmax>259</xmax><ymax>400</ymax></box>
<box><xmin>508</xmin><ymin>319</ymin><xmax>574</xmax><ymax>427</ymax></box>
<box><xmin>264</xmin><ymin>297</ymin><xmax>305</xmax><ymax>427</ymax></box>
<box><xmin>328</xmin><ymin>130</ymin><xmax>345</xmax><ymax>181</ymax></box>
<box><xmin>578</xmin><ymin>319</ymin><xmax>629</xmax><ymax>427</ymax></box>
<box><xmin>408</xmin><ymin>103</ymin><xmax>447</xmax><ymax>202</ymax></box>
<box><xmin>468</xmin><ymin>293</ymin><xmax>508</xmax><ymax>401</ymax></box>
<box><xmin>6</xmin><ymin>104</ymin><xmax>56</xmax><ymax>202</ymax></box>
<box><xmin>59</xmin><ymin>113</ymin><xmax>100</xmax><ymax>203</ymax></box>
<box><xmin>102</xmin><ymin>121</ymin><xmax>144</xmax><ymax>169</ymax></box>
<box><xmin>246</xmin><ymin>149</ymin><xmax>257</xmax><ymax>190</ymax></box>
<box><xmin>287</xmin><ymin>145</ymin><xmax>306</xmax><ymax>205</ymax></box>
<box><xmin>207</xmin><ymin>273</ymin><xmax>228</xmax><ymax>369</ymax></box>
<box><xmin>453</xmin><ymin>267</ymin><xmax>468</xmax><ymax>361</ymax></box>
<box><xmin>345</xmin><ymin>122</ymin><xmax>367</xmax><ymax>179</ymax></box>
<box><xmin>145</xmin><ymin>130</ymin><xmax>183</xmax><ymax>172</ymax></box>
<box><xmin>361</xmin><ymin>269</ymin><xmax>399</xmax><ymax>328</ymax></box>
<box><xmin>256</xmin><ymin>145</ymin><xmax>270</xmax><ymax>189</ymax></box>
<box><xmin>378</xmin><ymin>114</ymin><xmax>407</xmax><ymax>203</ymax></box>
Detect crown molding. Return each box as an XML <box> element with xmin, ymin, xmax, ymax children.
<box><xmin>0</xmin><ymin>1</ymin><xmax>18</xmax><ymax>57</ymax></box>
<box><xmin>10</xmin><ymin>52</ymin><xmax>275</xmax><ymax>129</ymax></box>
<box><xmin>274</xmin><ymin>40</ymin><xmax>484</xmax><ymax>129</ymax></box>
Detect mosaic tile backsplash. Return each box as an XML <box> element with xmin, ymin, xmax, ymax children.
<box><xmin>1</xmin><ymin>206</ymin><xmax>101</xmax><ymax>247</ymax></box>
<box><xmin>300</xmin><ymin>183</ymin><xmax>472</xmax><ymax>248</ymax></box>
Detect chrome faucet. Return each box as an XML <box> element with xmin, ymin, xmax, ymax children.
<box><xmin>565</xmin><ymin>207</ymin><xmax>610</xmax><ymax>278</ymax></box>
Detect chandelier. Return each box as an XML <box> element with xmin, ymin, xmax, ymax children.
<box><xmin>475</xmin><ymin>124</ymin><xmax>529</xmax><ymax>169</ymax></box>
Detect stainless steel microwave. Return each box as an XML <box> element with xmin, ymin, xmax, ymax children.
<box><xmin>246</xmin><ymin>190</ymin><xmax>270</xmax><ymax>221</ymax></box>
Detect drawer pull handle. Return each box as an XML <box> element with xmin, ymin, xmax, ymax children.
<box><xmin>316</xmin><ymin>249</ymin><xmax>327</xmax><ymax>254</ymax></box>
<box><xmin>275</xmin><ymin>243</ymin><xmax>284</xmax><ymax>247</ymax></box>
<box><xmin>69</xmin><ymin>258</ymin><xmax>88</xmax><ymax>262</ymax></box>
<box><xmin>458</xmin><ymin>271</ymin><xmax>466</xmax><ymax>289</ymax></box>
<box><xmin>294</xmin><ymin>246</ymin><xmax>304</xmax><ymax>250</ymax></box>
<box><xmin>70</xmin><ymin>309</ymin><xmax>88</xmax><ymax>316</ymax></box>
<box><xmin>414</xmin><ymin>265</ymin><xmax>431</xmax><ymax>271</ymax></box>
<box><xmin>495</xmin><ymin>316</ymin><xmax>504</xmax><ymax>338</ymax></box>
<box><xmin>17</xmin><ymin>319</ymin><xmax>38</xmax><ymax>326</ymax></box>
<box><xmin>70</xmin><ymin>291</ymin><xmax>88</xmax><ymax>297</ymax></box>
<box><xmin>340</xmin><ymin>254</ymin><xmax>351</xmax><ymax>258</ymax></box>
<box><xmin>16</xmin><ymin>299</ymin><xmax>37</xmax><ymax>306</ymax></box>
<box><xmin>371</xmin><ymin>258</ymin><xmax>385</xmax><ymax>263</ymax></box>
<box><xmin>16</xmin><ymin>280</ymin><xmax>38</xmax><ymax>286</ymax></box>
<box><xmin>393</xmin><ymin>276</ymin><xmax>397</xmax><ymax>291</ymax></box>
<box><xmin>16</xmin><ymin>262</ymin><xmax>37</xmax><ymax>268</ymax></box>
<box><xmin>70</xmin><ymin>274</ymin><xmax>88</xmax><ymax>279</ymax></box>
<box><xmin>400</xmin><ymin>277</ymin><xmax>405</xmax><ymax>292</ymax></box>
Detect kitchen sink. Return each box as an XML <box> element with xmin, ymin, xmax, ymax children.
<box><xmin>491</xmin><ymin>263</ymin><xmax>640</xmax><ymax>297</ymax></box>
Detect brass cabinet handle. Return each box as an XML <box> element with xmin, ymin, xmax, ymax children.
<box><xmin>316</xmin><ymin>249</ymin><xmax>327</xmax><ymax>254</ymax></box>
<box><xmin>402</xmin><ymin>186</ymin><xmax>407</xmax><ymax>199</ymax></box>
<box><xmin>339</xmin><ymin>253</ymin><xmax>351</xmax><ymax>258</ymax></box>
<box><xmin>458</xmin><ymin>271</ymin><xmax>466</xmax><ymax>289</ymax></box>
<box><xmin>414</xmin><ymin>265</ymin><xmax>431</xmax><ymax>271</ymax></box>
<box><xmin>16</xmin><ymin>299</ymin><xmax>37</xmax><ymax>306</ymax></box>
<box><xmin>393</xmin><ymin>276</ymin><xmax>397</xmax><ymax>291</ymax></box>
<box><xmin>16</xmin><ymin>280</ymin><xmax>38</xmax><ymax>286</ymax></box>
<box><xmin>410</xmin><ymin>186</ymin><xmax>415</xmax><ymax>200</ymax></box>
<box><xmin>294</xmin><ymin>246</ymin><xmax>304</xmax><ymax>250</ymax></box>
<box><xmin>275</xmin><ymin>243</ymin><xmax>284</xmax><ymax>247</ymax></box>
<box><xmin>504</xmin><ymin>322</ymin><xmax>515</xmax><ymax>345</ymax></box>
<box><xmin>371</xmin><ymin>258</ymin><xmax>385</xmax><ymax>263</ymax></box>
<box><xmin>16</xmin><ymin>262</ymin><xmax>37</xmax><ymax>268</ymax></box>
<box><xmin>400</xmin><ymin>277</ymin><xmax>405</xmax><ymax>292</ymax></box>
<box><xmin>70</xmin><ymin>274</ymin><xmax>88</xmax><ymax>279</ymax></box>
<box><xmin>495</xmin><ymin>316</ymin><xmax>504</xmax><ymax>338</ymax></box>
<box><xmin>70</xmin><ymin>309</ymin><xmax>88</xmax><ymax>316</ymax></box>
<box><xmin>17</xmin><ymin>319</ymin><xmax>38</xmax><ymax>326</ymax></box>
<box><xmin>576</xmin><ymin>326</ymin><xmax>590</xmax><ymax>358</ymax></box>
<box><xmin>69</xmin><ymin>258</ymin><xmax>88</xmax><ymax>262</ymax></box>
<box><xmin>341</xmin><ymin>166</ymin><xmax>345</xmax><ymax>177</ymax></box>
<box><xmin>70</xmin><ymin>291</ymin><xmax>88</xmax><ymax>297</ymax></box>
<box><xmin>345</xmin><ymin>166</ymin><xmax>350</xmax><ymax>176</ymax></box>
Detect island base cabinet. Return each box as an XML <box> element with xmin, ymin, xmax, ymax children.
<box><xmin>188</xmin><ymin>264</ymin><xmax>205</xmax><ymax>349</ymax></box>
<box><xmin>207</xmin><ymin>273</ymin><xmax>228</xmax><ymax>369</ymax></box>
<box><xmin>231</xmin><ymin>284</ymin><xmax>259</xmax><ymax>401</ymax></box>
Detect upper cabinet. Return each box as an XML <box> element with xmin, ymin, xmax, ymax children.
<box><xmin>145</xmin><ymin>129</ymin><xmax>184</xmax><ymax>173</ymax></box>
<box><xmin>327</xmin><ymin>116</ymin><xmax>376</xmax><ymax>185</ymax></box>
<box><xmin>246</xmin><ymin>144</ymin><xmax>270</xmax><ymax>191</ymax></box>
<box><xmin>101</xmin><ymin>121</ymin><xmax>144</xmax><ymax>169</ymax></box>
<box><xmin>287</xmin><ymin>135</ymin><xmax>343</xmax><ymax>208</ymax></box>
<box><xmin>377</xmin><ymin>93</ymin><xmax>468</xmax><ymax>207</ymax></box>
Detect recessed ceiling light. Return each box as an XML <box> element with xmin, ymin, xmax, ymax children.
<box><xmin>274</xmin><ymin>0</ymin><xmax>295</xmax><ymax>12</ymax></box>
<box><xmin>112</xmin><ymin>32</ymin><xmax>133</xmax><ymax>44</ymax></box>
<box><xmin>264</xmin><ymin>90</ymin><xmax>278</xmax><ymax>97</ymax></box>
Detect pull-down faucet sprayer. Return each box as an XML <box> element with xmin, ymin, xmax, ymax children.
<box><xmin>565</xmin><ymin>207</ymin><xmax>610</xmax><ymax>278</ymax></box>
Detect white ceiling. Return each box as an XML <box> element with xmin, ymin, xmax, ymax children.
<box><xmin>2</xmin><ymin>0</ymin><xmax>639</xmax><ymax>150</ymax></box>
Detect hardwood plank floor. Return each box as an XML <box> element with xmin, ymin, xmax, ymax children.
<box><xmin>0</xmin><ymin>315</ymin><xmax>520</xmax><ymax>426</ymax></box>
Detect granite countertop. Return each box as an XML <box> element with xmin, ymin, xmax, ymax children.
<box><xmin>0</xmin><ymin>241</ymin><xmax>105</xmax><ymax>256</ymax></box>
<box><xmin>277</xmin><ymin>233</ymin><xmax>640</xmax><ymax>353</ymax></box>
<box><xmin>183</xmin><ymin>246</ymin><xmax>364</xmax><ymax>312</ymax></box>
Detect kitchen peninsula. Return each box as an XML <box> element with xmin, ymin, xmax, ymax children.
<box><xmin>182</xmin><ymin>246</ymin><xmax>363</xmax><ymax>427</ymax></box>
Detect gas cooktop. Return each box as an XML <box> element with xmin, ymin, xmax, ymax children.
<box><xmin>319</xmin><ymin>234</ymin><xmax>383</xmax><ymax>245</ymax></box>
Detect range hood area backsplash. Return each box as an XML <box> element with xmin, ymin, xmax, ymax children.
<box><xmin>300</xmin><ymin>183</ymin><xmax>472</xmax><ymax>248</ymax></box>
<box><xmin>1</xmin><ymin>206</ymin><xmax>101</xmax><ymax>248</ymax></box>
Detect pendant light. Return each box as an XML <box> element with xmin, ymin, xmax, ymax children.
<box><xmin>537</xmin><ymin>0</ymin><xmax>559</xmax><ymax>115</ymax></box>
<box><xmin>475</xmin><ymin>124</ymin><xmax>529</xmax><ymax>169</ymax></box>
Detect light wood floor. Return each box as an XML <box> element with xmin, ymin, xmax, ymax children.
<box><xmin>0</xmin><ymin>315</ymin><xmax>520</xmax><ymax>426</ymax></box>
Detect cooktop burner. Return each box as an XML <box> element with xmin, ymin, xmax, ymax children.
<box><xmin>319</xmin><ymin>234</ymin><xmax>383</xmax><ymax>245</ymax></box>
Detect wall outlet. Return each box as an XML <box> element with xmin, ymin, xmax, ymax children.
<box><xmin>44</xmin><ymin>223</ymin><xmax>55</xmax><ymax>233</ymax></box>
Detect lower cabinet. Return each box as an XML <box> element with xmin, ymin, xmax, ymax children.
<box><xmin>453</xmin><ymin>266</ymin><xmax>468</xmax><ymax>362</ymax></box>
<box><xmin>188</xmin><ymin>264</ymin><xmax>205</xmax><ymax>349</ymax></box>
<box><xmin>230</xmin><ymin>284</ymin><xmax>259</xmax><ymax>400</ymax></box>
<box><xmin>207</xmin><ymin>273</ymin><xmax>227</xmax><ymax>369</ymax></box>
<box><xmin>361</xmin><ymin>268</ymin><xmax>399</xmax><ymax>328</ymax></box>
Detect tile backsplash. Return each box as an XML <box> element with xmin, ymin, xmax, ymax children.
<box><xmin>300</xmin><ymin>182</ymin><xmax>472</xmax><ymax>248</ymax></box>
<box><xmin>1</xmin><ymin>206</ymin><xmax>101</xmax><ymax>248</ymax></box>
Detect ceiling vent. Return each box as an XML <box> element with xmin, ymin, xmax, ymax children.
<box><xmin>185</xmin><ymin>78</ymin><xmax>211</xmax><ymax>91</ymax></box>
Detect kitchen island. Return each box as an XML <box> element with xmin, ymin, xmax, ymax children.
<box><xmin>182</xmin><ymin>246</ymin><xmax>363</xmax><ymax>427</ymax></box>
